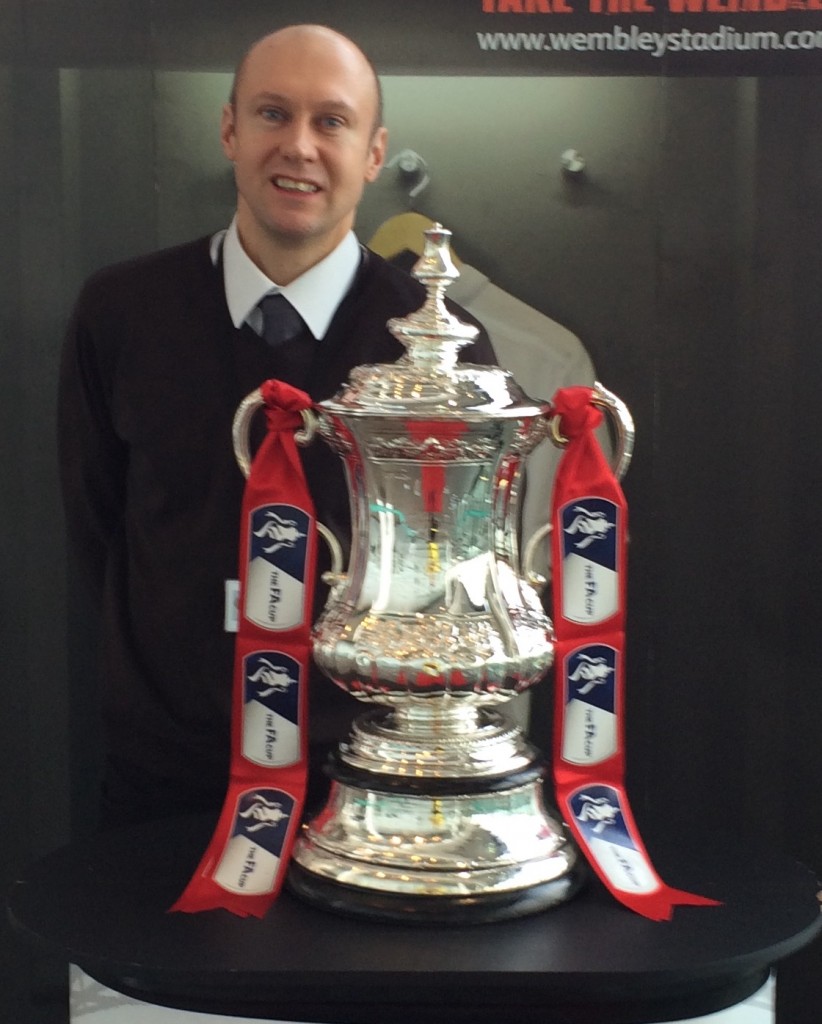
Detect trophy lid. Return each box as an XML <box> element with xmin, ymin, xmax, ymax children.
<box><xmin>320</xmin><ymin>224</ymin><xmax>546</xmax><ymax>420</ymax></box>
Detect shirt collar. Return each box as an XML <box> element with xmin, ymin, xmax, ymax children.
<box><xmin>216</xmin><ymin>217</ymin><xmax>361</xmax><ymax>340</ymax></box>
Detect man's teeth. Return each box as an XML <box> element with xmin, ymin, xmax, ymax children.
<box><xmin>276</xmin><ymin>178</ymin><xmax>318</xmax><ymax>193</ymax></box>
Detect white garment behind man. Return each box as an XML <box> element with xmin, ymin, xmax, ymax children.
<box><xmin>448</xmin><ymin>263</ymin><xmax>597</xmax><ymax>580</ymax></box>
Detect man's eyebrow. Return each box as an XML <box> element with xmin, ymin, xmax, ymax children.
<box><xmin>249</xmin><ymin>92</ymin><xmax>289</xmax><ymax>104</ymax></box>
<box><xmin>249</xmin><ymin>92</ymin><xmax>358</xmax><ymax>117</ymax></box>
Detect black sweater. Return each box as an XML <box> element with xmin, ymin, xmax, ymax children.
<box><xmin>59</xmin><ymin>235</ymin><xmax>494</xmax><ymax>791</ymax></box>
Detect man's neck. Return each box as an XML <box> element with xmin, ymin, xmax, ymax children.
<box><xmin>221</xmin><ymin>219</ymin><xmax>361</xmax><ymax>340</ymax></box>
<box><xmin>235</xmin><ymin>218</ymin><xmax>351</xmax><ymax>286</ymax></box>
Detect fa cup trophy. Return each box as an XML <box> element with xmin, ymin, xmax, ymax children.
<box><xmin>234</xmin><ymin>225</ymin><xmax>633</xmax><ymax>923</ymax></box>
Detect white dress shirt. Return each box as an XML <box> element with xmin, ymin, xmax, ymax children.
<box><xmin>210</xmin><ymin>218</ymin><xmax>361</xmax><ymax>340</ymax></box>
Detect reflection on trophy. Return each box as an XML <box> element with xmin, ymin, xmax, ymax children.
<box><xmin>235</xmin><ymin>225</ymin><xmax>633</xmax><ymax>923</ymax></box>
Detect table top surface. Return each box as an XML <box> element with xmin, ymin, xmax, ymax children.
<box><xmin>8</xmin><ymin>814</ymin><xmax>822</xmax><ymax>1024</ymax></box>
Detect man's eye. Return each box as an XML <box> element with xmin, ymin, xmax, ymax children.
<box><xmin>260</xmin><ymin>108</ymin><xmax>285</xmax><ymax>122</ymax></box>
<box><xmin>319</xmin><ymin>115</ymin><xmax>345</xmax><ymax>129</ymax></box>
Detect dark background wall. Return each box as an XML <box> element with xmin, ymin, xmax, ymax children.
<box><xmin>2</xmin><ymin>2</ymin><xmax>821</xmax><ymax>1022</ymax></box>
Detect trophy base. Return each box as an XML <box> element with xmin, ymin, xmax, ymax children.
<box><xmin>287</xmin><ymin>859</ymin><xmax>585</xmax><ymax>925</ymax></box>
<box><xmin>289</xmin><ymin>754</ymin><xmax>584</xmax><ymax>924</ymax></box>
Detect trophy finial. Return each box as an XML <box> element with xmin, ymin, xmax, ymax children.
<box><xmin>387</xmin><ymin>223</ymin><xmax>478</xmax><ymax>368</ymax></box>
<box><xmin>411</xmin><ymin>223</ymin><xmax>460</xmax><ymax>291</ymax></box>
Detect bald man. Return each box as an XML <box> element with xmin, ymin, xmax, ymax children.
<box><xmin>59</xmin><ymin>25</ymin><xmax>494</xmax><ymax>829</ymax></box>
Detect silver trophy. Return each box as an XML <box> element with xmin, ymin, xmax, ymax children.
<box><xmin>234</xmin><ymin>225</ymin><xmax>633</xmax><ymax>922</ymax></box>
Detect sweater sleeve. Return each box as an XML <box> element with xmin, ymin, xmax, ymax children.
<box><xmin>58</xmin><ymin>285</ymin><xmax>128</xmax><ymax>607</ymax></box>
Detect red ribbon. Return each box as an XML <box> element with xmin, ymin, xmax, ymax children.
<box><xmin>171</xmin><ymin>380</ymin><xmax>316</xmax><ymax>918</ymax></box>
<box><xmin>406</xmin><ymin>420</ymin><xmax>468</xmax><ymax>514</ymax></box>
<box><xmin>550</xmin><ymin>386</ymin><xmax>720</xmax><ymax>920</ymax></box>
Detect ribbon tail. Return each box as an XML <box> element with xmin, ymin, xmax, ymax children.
<box><xmin>614</xmin><ymin>889</ymin><xmax>723</xmax><ymax>923</ymax></box>
<box><xmin>669</xmin><ymin>889</ymin><xmax>724</xmax><ymax>908</ymax></box>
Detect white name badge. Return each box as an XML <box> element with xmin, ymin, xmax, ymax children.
<box><xmin>224</xmin><ymin>579</ymin><xmax>239</xmax><ymax>633</ymax></box>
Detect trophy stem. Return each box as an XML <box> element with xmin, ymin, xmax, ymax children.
<box><xmin>391</xmin><ymin>699</ymin><xmax>480</xmax><ymax>735</ymax></box>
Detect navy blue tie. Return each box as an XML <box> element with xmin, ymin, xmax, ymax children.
<box><xmin>259</xmin><ymin>293</ymin><xmax>305</xmax><ymax>349</ymax></box>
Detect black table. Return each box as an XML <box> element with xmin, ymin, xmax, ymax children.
<box><xmin>8</xmin><ymin>814</ymin><xmax>821</xmax><ymax>1024</ymax></box>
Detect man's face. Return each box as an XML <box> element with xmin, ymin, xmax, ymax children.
<box><xmin>221</xmin><ymin>29</ymin><xmax>387</xmax><ymax>270</ymax></box>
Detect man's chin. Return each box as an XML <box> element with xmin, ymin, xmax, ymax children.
<box><xmin>264</xmin><ymin>214</ymin><xmax>354</xmax><ymax>256</ymax></box>
<box><xmin>264</xmin><ymin>218</ymin><xmax>325</xmax><ymax>246</ymax></box>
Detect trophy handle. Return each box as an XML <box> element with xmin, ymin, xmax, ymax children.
<box><xmin>232</xmin><ymin>387</ymin><xmax>319</xmax><ymax>476</ymax></box>
<box><xmin>231</xmin><ymin>387</ymin><xmax>344</xmax><ymax>579</ymax></box>
<box><xmin>522</xmin><ymin>381</ymin><xmax>635</xmax><ymax>588</ymax></box>
<box><xmin>547</xmin><ymin>380</ymin><xmax>635</xmax><ymax>482</ymax></box>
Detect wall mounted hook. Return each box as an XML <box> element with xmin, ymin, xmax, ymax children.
<box><xmin>560</xmin><ymin>149</ymin><xmax>586</xmax><ymax>178</ymax></box>
<box><xmin>387</xmin><ymin>148</ymin><xmax>430</xmax><ymax>199</ymax></box>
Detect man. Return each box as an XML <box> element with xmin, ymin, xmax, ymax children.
<box><xmin>59</xmin><ymin>25</ymin><xmax>493</xmax><ymax>829</ymax></box>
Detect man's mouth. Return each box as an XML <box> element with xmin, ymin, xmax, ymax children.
<box><xmin>273</xmin><ymin>176</ymin><xmax>319</xmax><ymax>194</ymax></box>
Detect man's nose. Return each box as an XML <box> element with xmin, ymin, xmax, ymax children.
<box><xmin>279</xmin><ymin>117</ymin><xmax>317</xmax><ymax>160</ymax></box>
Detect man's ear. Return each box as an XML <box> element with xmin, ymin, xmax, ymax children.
<box><xmin>220</xmin><ymin>103</ymin><xmax>237</xmax><ymax>162</ymax></box>
<box><xmin>365</xmin><ymin>126</ymin><xmax>388</xmax><ymax>183</ymax></box>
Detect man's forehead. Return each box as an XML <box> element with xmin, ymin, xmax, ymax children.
<box><xmin>244</xmin><ymin>31</ymin><xmax>365</xmax><ymax>83</ymax></box>
<box><xmin>230</xmin><ymin>27</ymin><xmax>382</xmax><ymax>126</ymax></box>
